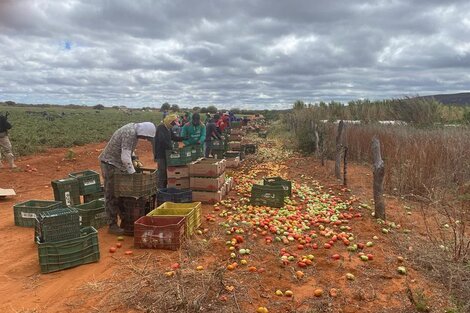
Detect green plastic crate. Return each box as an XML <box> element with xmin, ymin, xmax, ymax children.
<box><xmin>72</xmin><ymin>199</ymin><xmax>107</xmax><ymax>229</ymax></box>
<box><xmin>35</xmin><ymin>207</ymin><xmax>81</xmax><ymax>243</ymax></box>
<box><xmin>83</xmin><ymin>188</ymin><xmax>104</xmax><ymax>203</ymax></box>
<box><xmin>250</xmin><ymin>184</ymin><xmax>285</xmax><ymax>208</ymax></box>
<box><xmin>69</xmin><ymin>170</ymin><xmax>101</xmax><ymax>195</ymax></box>
<box><xmin>165</xmin><ymin>146</ymin><xmax>193</xmax><ymax>166</ymax></box>
<box><xmin>263</xmin><ymin>177</ymin><xmax>292</xmax><ymax>197</ymax></box>
<box><xmin>13</xmin><ymin>200</ymin><xmax>63</xmax><ymax>227</ymax></box>
<box><xmin>230</xmin><ymin>121</ymin><xmax>242</xmax><ymax>128</ymax></box>
<box><xmin>189</xmin><ymin>144</ymin><xmax>203</xmax><ymax>161</ymax></box>
<box><xmin>36</xmin><ymin>226</ymin><xmax>100</xmax><ymax>274</ymax></box>
<box><xmin>51</xmin><ymin>177</ymin><xmax>81</xmax><ymax>206</ymax></box>
<box><xmin>147</xmin><ymin>202</ymin><xmax>202</xmax><ymax>237</ymax></box>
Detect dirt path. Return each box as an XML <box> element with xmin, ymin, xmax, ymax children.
<box><xmin>0</xmin><ymin>140</ymin><xmax>450</xmax><ymax>313</ymax></box>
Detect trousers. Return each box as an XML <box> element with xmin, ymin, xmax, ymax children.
<box><xmin>100</xmin><ymin>162</ymin><xmax>121</xmax><ymax>225</ymax></box>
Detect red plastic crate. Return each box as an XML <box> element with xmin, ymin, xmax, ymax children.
<box><xmin>134</xmin><ymin>216</ymin><xmax>185</xmax><ymax>250</ymax></box>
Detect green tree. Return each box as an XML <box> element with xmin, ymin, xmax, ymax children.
<box><xmin>293</xmin><ymin>100</ymin><xmax>305</xmax><ymax>110</ymax></box>
<box><xmin>170</xmin><ymin>104</ymin><xmax>180</xmax><ymax>112</ymax></box>
<box><xmin>93</xmin><ymin>104</ymin><xmax>105</xmax><ymax>110</ymax></box>
<box><xmin>207</xmin><ymin>105</ymin><xmax>218</xmax><ymax>113</ymax></box>
<box><xmin>161</xmin><ymin>102</ymin><xmax>171</xmax><ymax>112</ymax></box>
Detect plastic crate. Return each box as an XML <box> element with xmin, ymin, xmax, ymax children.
<box><xmin>157</xmin><ymin>188</ymin><xmax>193</xmax><ymax>206</ymax></box>
<box><xmin>244</xmin><ymin>144</ymin><xmax>257</xmax><ymax>155</ymax></box>
<box><xmin>147</xmin><ymin>202</ymin><xmax>202</xmax><ymax>237</ymax></box>
<box><xmin>35</xmin><ymin>207</ymin><xmax>81</xmax><ymax>243</ymax></box>
<box><xmin>134</xmin><ymin>216</ymin><xmax>186</xmax><ymax>250</ymax></box>
<box><xmin>120</xmin><ymin>195</ymin><xmax>156</xmax><ymax>236</ymax></box>
<box><xmin>51</xmin><ymin>178</ymin><xmax>81</xmax><ymax>206</ymax></box>
<box><xmin>225</xmin><ymin>150</ymin><xmax>245</xmax><ymax>161</ymax></box>
<box><xmin>83</xmin><ymin>188</ymin><xmax>104</xmax><ymax>203</ymax></box>
<box><xmin>36</xmin><ymin>226</ymin><xmax>100</xmax><ymax>274</ymax></box>
<box><xmin>263</xmin><ymin>177</ymin><xmax>292</xmax><ymax>197</ymax></box>
<box><xmin>114</xmin><ymin>168</ymin><xmax>157</xmax><ymax>198</ymax></box>
<box><xmin>165</xmin><ymin>146</ymin><xmax>193</xmax><ymax>166</ymax></box>
<box><xmin>230</xmin><ymin>121</ymin><xmax>242</xmax><ymax>128</ymax></box>
<box><xmin>189</xmin><ymin>145</ymin><xmax>203</xmax><ymax>161</ymax></box>
<box><xmin>72</xmin><ymin>199</ymin><xmax>107</xmax><ymax>229</ymax></box>
<box><xmin>250</xmin><ymin>184</ymin><xmax>285</xmax><ymax>208</ymax></box>
<box><xmin>69</xmin><ymin>170</ymin><xmax>101</xmax><ymax>195</ymax></box>
<box><xmin>13</xmin><ymin>200</ymin><xmax>63</xmax><ymax>227</ymax></box>
<box><xmin>211</xmin><ymin>139</ymin><xmax>227</xmax><ymax>151</ymax></box>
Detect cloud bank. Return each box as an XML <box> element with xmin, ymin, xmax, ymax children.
<box><xmin>1</xmin><ymin>0</ymin><xmax>469</xmax><ymax>109</ymax></box>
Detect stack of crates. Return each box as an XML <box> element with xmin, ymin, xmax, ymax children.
<box><xmin>189</xmin><ymin>158</ymin><xmax>226</xmax><ymax>204</ymax></box>
<box><xmin>34</xmin><ymin>207</ymin><xmax>100</xmax><ymax>273</ymax></box>
<box><xmin>226</xmin><ymin>126</ymin><xmax>246</xmax><ymax>159</ymax></box>
<box><xmin>165</xmin><ymin>146</ymin><xmax>192</xmax><ymax>189</ymax></box>
<box><xmin>69</xmin><ymin>170</ymin><xmax>103</xmax><ymax>203</ymax></box>
<box><xmin>113</xmin><ymin>167</ymin><xmax>158</xmax><ymax>236</ymax></box>
<box><xmin>167</xmin><ymin>163</ymin><xmax>190</xmax><ymax>190</ymax></box>
<box><xmin>146</xmin><ymin>202</ymin><xmax>202</xmax><ymax>237</ymax></box>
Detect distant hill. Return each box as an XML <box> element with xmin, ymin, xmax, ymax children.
<box><xmin>419</xmin><ymin>92</ymin><xmax>470</xmax><ymax>106</ymax></box>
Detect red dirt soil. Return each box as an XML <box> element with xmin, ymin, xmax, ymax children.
<box><xmin>0</xmin><ymin>141</ymin><xmax>450</xmax><ymax>313</ymax></box>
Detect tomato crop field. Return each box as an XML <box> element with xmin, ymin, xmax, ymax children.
<box><xmin>0</xmin><ymin>105</ymin><xmax>163</xmax><ymax>156</ymax></box>
<box><xmin>0</xmin><ymin>112</ymin><xmax>468</xmax><ymax>313</ymax></box>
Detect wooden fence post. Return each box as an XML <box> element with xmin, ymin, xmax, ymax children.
<box><xmin>335</xmin><ymin>120</ymin><xmax>344</xmax><ymax>179</ymax></box>
<box><xmin>343</xmin><ymin>146</ymin><xmax>348</xmax><ymax>186</ymax></box>
<box><xmin>372</xmin><ymin>136</ymin><xmax>386</xmax><ymax>220</ymax></box>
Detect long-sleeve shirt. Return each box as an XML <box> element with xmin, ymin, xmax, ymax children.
<box><xmin>154</xmin><ymin>123</ymin><xmax>183</xmax><ymax>160</ymax></box>
<box><xmin>99</xmin><ymin>123</ymin><xmax>137</xmax><ymax>174</ymax></box>
<box><xmin>205</xmin><ymin>120</ymin><xmax>222</xmax><ymax>142</ymax></box>
<box><xmin>181</xmin><ymin>122</ymin><xmax>206</xmax><ymax>146</ymax></box>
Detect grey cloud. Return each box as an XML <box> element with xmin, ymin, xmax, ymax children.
<box><xmin>0</xmin><ymin>0</ymin><xmax>469</xmax><ymax>109</ymax></box>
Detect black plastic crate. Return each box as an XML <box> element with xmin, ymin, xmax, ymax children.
<box><xmin>51</xmin><ymin>177</ymin><xmax>81</xmax><ymax>206</ymax></box>
<box><xmin>250</xmin><ymin>184</ymin><xmax>285</xmax><ymax>208</ymax></box>
<box><xmin>157</xmin><ymin>188</ymin><xmax>193</xmax><ymax>206</ymax></box>
<box><xmin>36</xmin><ymin>226</ymin><xmax>100</xmax><ymax>274</ymax></box>
<box><xmin>69</xmin><ymin>170</ymin><xmax>101</xmax><ymax>195</ymax></box>
<box><xmin>35</xmin><ymin>207</ymin><xmax>81</xmax><ymax>243</ymax></box>
<box><xmin>119</xmin><ymin>195</ymin><xmax>156</xmax><ymax>236</ymax></box>
<box><xmin>263</xmin><ymin>176</ymin><xmax>292</xmax><ymax>197</ymax></box>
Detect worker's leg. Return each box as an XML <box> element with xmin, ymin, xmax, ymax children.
<box><xmin>156</xmin><ymin>158</ymin><xmax>167</xmax><ymax>189</ymax></box>
<box><xmin>0</xmin><ymin>135</ymin><xmax>16</xmax><ymax>168</ymax></box>
<box><xmin>100</xmin><ymin>162</ymin><xmax>123</xmax><ymax>234</ymax></box>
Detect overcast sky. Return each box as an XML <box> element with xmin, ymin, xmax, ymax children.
<box><xmin>0</xmin><ymin>0</ymin><xmax>469</xmax><ymax>110</ymax></box>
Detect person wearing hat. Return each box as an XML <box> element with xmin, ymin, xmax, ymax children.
<box><xmin>99</xmin><ymin>122</ymin><xmax>156</xmax><ymax>235</ymax></box>
<box><xmin>181</xmin><ymin>112</ymin><xmax>206</xmax><ymax>147</ymax></box>
<box><xmin>153</xmin><ymin>114</ymin><xmax>183</xmax><ymax>189</ymax></box>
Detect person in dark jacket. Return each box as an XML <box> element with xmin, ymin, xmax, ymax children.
<box><xmin>153</xmin><ymin>114</ymin><xmax>183</xmax><ymax>189</ymax></box>
<box><xmin>204</xmin><ymin>114</ymin><xmax>222</xmax><ymax>158</ymax></box>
